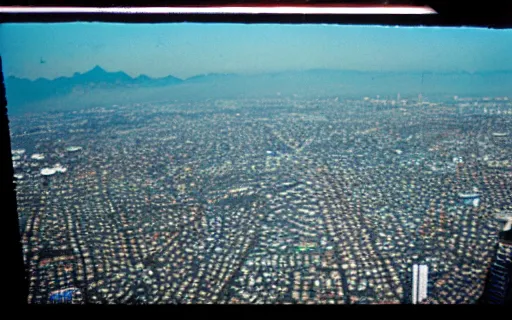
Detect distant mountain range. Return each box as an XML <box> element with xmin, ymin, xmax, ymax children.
<box><xmin>5</xmin><ymin>65</ymin><xmax>512</xmax><ymax>114</ymax></box>
<box><xmin>5</xmin><ymin>65</ymin><xmax>183</xmax><ymax>107</ymax></box>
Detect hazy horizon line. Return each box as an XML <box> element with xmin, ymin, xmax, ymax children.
<box><xmin>8</xmin><ymin>65</ymin><xmax>512</xmax><ymax>82</ymax></box>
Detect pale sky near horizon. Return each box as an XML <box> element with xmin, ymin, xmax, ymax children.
<box><xmin>0</xmin><ymin>23</ymin><xmax>511</xmax><ymax>80</ymax></box>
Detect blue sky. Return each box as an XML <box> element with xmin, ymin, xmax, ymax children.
<box><xmin>0</xmin><ymin>23</ymin><xmax>511</xmax><ymax>80</ymax></box>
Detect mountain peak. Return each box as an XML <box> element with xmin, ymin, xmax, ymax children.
<box><xmin>89</xmin><ymin>65</ymin><xmax>106</xmax><ymax>73</ymax></box>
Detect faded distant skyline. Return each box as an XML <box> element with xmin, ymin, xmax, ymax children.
<box><xmin>1</xmin><ymin>23</ymin><xmax>511</xmax><ymax>80</ymax></box>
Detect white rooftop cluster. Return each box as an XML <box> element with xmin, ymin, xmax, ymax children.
<box><xmin>452</xmin><ymin>156</ymin><xmax>463</xmax><ymax>163</ymax></box>
<box><xmin>66</xmin><ymin>146</ymin><xmax>83</xmax><ymax>152</ymax></box>
<box><xmin>12</xmin><ymin>149</ymin><xmax>26</xmax><ymax>155</ymax></box>
<box><xmin>31</xmin><ymin>153</ymin><xmax>45</xmax><ymax>160</ymax></box>
<box><xmin>40</xmin><ymin>168</ymin><xmax>57</xmax><ymax>176</ymax></box>
<box><xmin>40</xmin><ymin>163</ymin><xmax>67</xmax><ymax>176</ymax></box>
<box><xmin>54</xmin><ymin>163</ymin><xmax>67</xmax><ymax>173</ymax></box>
<box><xmin>13</xmin><ymin>173</ymin><xmax>24</xmax><ymax>180</ymax></box>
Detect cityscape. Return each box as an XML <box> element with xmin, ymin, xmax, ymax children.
<box><xmin>10</xmin><ymin>94</ymin><xmax>511</xmax><ymax>304</ymax></box>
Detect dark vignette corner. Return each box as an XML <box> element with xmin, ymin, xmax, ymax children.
<box><xmin>1</xmin><ymin>56</ymin><xmax>29</xmax><ymax>306</ymax></box>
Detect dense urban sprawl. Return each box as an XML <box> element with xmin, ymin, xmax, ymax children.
<box><xmin>10</xmin><ymin>95</ymin><xmax>511</xmax><ymax>304</ymax></box>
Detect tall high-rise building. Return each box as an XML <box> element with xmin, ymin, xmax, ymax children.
<box><xmin>481</xmin><ymin>219</ymin><xmax>512</xmax><ymax>304</ymax></box>
<box><xmin>412</xmin><ymin>264</ymin><xmax>429</xmax><ymax>304</ymax></box>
